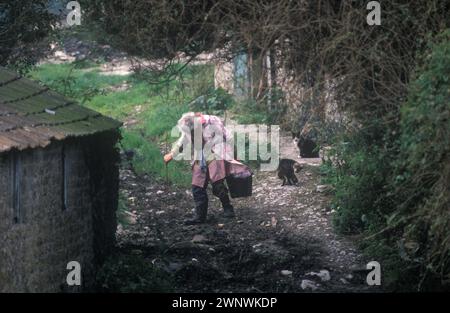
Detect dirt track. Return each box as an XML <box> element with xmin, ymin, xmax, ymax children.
<box><xmin>116</xmin><ymin>132</ymin><xmax>379</xmax><ymax>292</ymax></box>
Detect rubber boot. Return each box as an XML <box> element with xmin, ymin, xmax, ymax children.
<box><xmin>185</xmin><ymin>186</ymin><xmax>208</xmax><ymax>225</ymax></box>
<box><xmin>222</xmin><ymin>202</ymin><xmax>235</xmax><ymax>218</ymax></box>
<box><xmin>212</xmin><ymin>180</ymin><xmax>235</xmax><ymax>218</ymax></box>
<box><xmin>184</xmin><ymin>204</ymin><xmax>207</xmax><ymax>225</ymax></box>
<box><xmin>221</xmin><ymin>192</ymin><xmax>235</xmax><ymax>218</ymax></box>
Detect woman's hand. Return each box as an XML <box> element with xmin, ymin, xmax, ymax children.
<box><xmin>163</xmin><ymin>153</ymin><xmax>173</xmax><ymax>164</ymax></box>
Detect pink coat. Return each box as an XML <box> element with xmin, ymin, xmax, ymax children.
<box><xmin>191</xmin><ymin>159</ymin><xmax>250</xmax><ymax>187</ymax></box>
<box><xmin>171</xmin><ymin>114</ymin><xmax>251</xmax><ymax>187</ymax></box>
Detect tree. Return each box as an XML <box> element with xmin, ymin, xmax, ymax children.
<box><xmin>0</xmin><ymin>0</ymin><xmax>58</xmax><ymax>70</ymax></box>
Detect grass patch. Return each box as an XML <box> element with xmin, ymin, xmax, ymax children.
<box><xmin>121</xmin><ymin>131</ymin><xmax>191</xmax><ymax>186</ymax></box>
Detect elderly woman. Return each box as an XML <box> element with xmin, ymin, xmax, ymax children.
<box><xmin>164</xmin><ymin>112</ymin><xmax>250</xmax><ymax>225</ymax></box>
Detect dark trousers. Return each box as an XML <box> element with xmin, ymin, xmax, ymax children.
<box><xmin>192</xmin><ymin>179</ymin><xmax>232</xmax><ymax>217</ymax></box>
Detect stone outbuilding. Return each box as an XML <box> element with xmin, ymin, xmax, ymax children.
<box><xmin>0</xmin><ymin>67</ymin><xmax>121</xmax><ymax>292</ymax></box>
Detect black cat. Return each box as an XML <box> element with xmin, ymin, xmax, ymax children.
<box><xmin>292</xmin><ymin>132</ymin><xmax>319</xmax><ymax>158</ymax></box>
<box><xmin>277</xmin><ymin>158</ymin><xmax>303</xmax><ymax>186</ymax></box>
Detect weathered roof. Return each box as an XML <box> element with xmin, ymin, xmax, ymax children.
<box><xmin>0</xmin><ymin>67</ymin><xmax>122</xmax><ymax>153</ymax></box>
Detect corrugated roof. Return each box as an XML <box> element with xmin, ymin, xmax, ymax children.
<box><xmin>0</xmin><ymin>67</ymin><xmax>122</xmax><ymax>153</ymax></box>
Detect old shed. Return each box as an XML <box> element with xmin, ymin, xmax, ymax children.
<box><xmin>0</xmin><ymin>67</ymin><xmax>121</xmax><ymax>292</ymax></box>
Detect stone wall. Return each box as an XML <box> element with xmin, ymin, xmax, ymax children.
<box><xmin>0</xmin><ymin>133</ymin><xmax>118</xmax><ymax>292</ymax></box>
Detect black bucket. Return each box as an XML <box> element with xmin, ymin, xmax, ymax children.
<box><xmin>226</xmin><ymin>172</ymin><xmax>252</xmax><ymax>198</ymax></box>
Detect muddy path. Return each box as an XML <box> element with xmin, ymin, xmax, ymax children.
<box><xmin>117</xmin><ymin>133</ymin><xmax>375</xmax><ymax>292</ymax></box>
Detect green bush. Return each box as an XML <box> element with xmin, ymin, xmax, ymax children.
<box><xmin>188</xmin><ymin>87</ymin><xmax>234</xmax><ymax>115</ymax></box>
<box><xmin>323</xmin><ymin>122</ymin><xmax>395</xmax><ymax>235</ymax></box>
<box><xmin>325</xmin><ymin>30</ymin><xmax>450</xmax><ymax>291</ymax></box>
<box><xmin>388</xmin><ymin>30</ymin><xmax>450</xmax><ymax>290</ymax></box>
